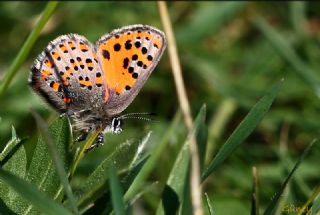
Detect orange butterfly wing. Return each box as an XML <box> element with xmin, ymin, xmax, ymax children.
<box><xmin>95</xmin><ymin>25</ymin><xmax>166</xmax><ymax>116</ymax></box>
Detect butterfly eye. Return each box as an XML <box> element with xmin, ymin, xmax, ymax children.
<box><xmin>112</xmin><ymin>118</ymin><xmax>123</xmax><ymax>134</ymax></box>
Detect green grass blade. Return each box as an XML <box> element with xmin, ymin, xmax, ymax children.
<box><xmin>205</xmin><ymin>193</ymin><xmax>214</xmax><ymax>215</ymax></box>
<box><xmin>97</xmin><ymin>156</ymin><xmax>150</xmax><ymax>215</ymax></box>
<box><xmin>156</xmin><ymin>140</ymin><xmax>189</xmax><ymax>215</ymax></box>
<box><xmin>0</xmin><ymin>1</ymin><xmax>59</xmax><ymax>97</ymax></box>
<box><xmin>177</xmin><ymin>2</ymin><xmax>246</xmax><ymax>43</ymax></box>
<box><xmin>290</xmin><ymin>1</ymin><xmax>307</xmax><ymax>38</ymax></box>
<box><xmin>253</xmin><ymin>16</ymin><xmax>320</xmax><ymax>97</ymax></box>
<box><xmin>310</xmin><ymin>188</ymin><xmax>320</xmax><ymax>214</ymax></box>
<box><xmin>31</xmin><ymin>111</ymin><xmax>78</xmax><ymax>214</ymax></box>
<box><xmin>0</xmin><ymin>168</ymin><xmax>73</xmax><ymax>215</ymax></box>
<box><xmin>297</xmin><ymin>185</ymin><xmax>320</xmax><ymax>215</ymax></box>
<box><xmin>124</xmin><ymin>111</ymin><xmax>182</xmax><ymax>201</ymax></box>
<box><xmin>202</xmin><ymin>80</ymin><xmax>283</xmax><ymax>181</ymax></box>
<box><xmin>157</xmin><ymin>105</ymin><xmax>206</xmax><ymax>215</ymax></box>
<box><xmin>206</xmin><ymin>98</ymin><xmax>237</xmax><ymax>165</ymax></box>
<box><xmin>109</xmin><ymin>165</ymin><xmax>126</xmax><ymax>215</ymax></box>
<box><xmin>77</xmin><ymin>133</ymin><xmax>150</xmax><ymax>208</ymax></box>
<box><xmin>196</xmin><ymin>106</ymin><xmax>208</xmax><ymax>173</ymax></box>
<box><xmin>263</xmin><ymin>139</ymin><xmax>316</xmax><ymax>215</ymax></box>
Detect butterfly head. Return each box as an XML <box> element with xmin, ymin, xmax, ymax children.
<box><xmin>111</xmin><ymin>117</ymin><xmax>123</xmax><ymax>134</ymax></box>
<box><xmin>104</xmin><ymin>112</ymin><xmax>155</xmax><ymax>134</ymax></box>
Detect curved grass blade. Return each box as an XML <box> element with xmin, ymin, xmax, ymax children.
<box><xmin>263</xmin><ymin>139</ymin><xmax>316</xmax><ymax>215</ymax></box>
<box><xmin>0</xmin><ymin>1</ymin><xmax>59</xmax><ymax>97</ymax></box>
<box><xmin>0</xmin><ymin>168</ymin><xmax>73</xmax><ymax>215</ymax></box>
<box><xmin>31</xmin><ymin>110</ymin><xmax>78</xmax><ymax>214</ymax></box>
<box><xmin>202</xmin><ymin>80</ymin><xmax>283</xmax><ymax>181</ymax></box>
<box><xmin>109</xmin><ymin>165</ymin><xmax>126</xmax><ymax>215</ymax></box>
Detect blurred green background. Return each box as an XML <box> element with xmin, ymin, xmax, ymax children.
<box><xmin>0</xmin><ymin>1</ymin><xmax>319</xmax><ymax>214</ymax></box>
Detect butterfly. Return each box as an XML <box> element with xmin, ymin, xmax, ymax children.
<box><xmin>29</xmin><ymin>24</ymin><xmax>167</xmax><ymax>150</ymax></box>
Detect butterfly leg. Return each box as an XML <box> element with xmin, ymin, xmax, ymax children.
<box><xmin>59</xmin><ymin>113</ymin><xmax>67</xmax><ymax>118</ymax></box>
<box><xmin>75</xmin><ymin>125</ymin><xmax>94</xmax><ymax>142</ymax></box>
<box><xmin>75</xmin><ymin>131</ymin><xmax>88</xmax><ymax>142</ymax></box>
<box><xmin>85</xmin><ymin>132</ymin><xmax>104</xmax><ymax>153</ymax></box>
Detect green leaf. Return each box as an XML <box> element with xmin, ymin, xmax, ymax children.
<box><xmin>77</xmin><ymin>133</ymin><xmax>150</xmax><ymax>208</ymax></box>
<box><xmin>109</xmin><ymin>165</ymin><xmax>126</xmax><ymax>215</ymax></box>
<box><xmin>0</xmin><ymin>1</ymin><xmax>59</xmax><ymax>96</ymax></box>
<box><xmin>0</xmin><ymin>168</ymin><xmax>73</xmax><ymax>215</ymax></box>
<box><xmin>157</xmin><ymin>105</ymin><xmax>206</xmax><ymax>215</ymax></box>
<box><xmin>202</xmin><ymin>80</ymin><xmax>283</xmax><ymax>180</ymax></box>
<box><xmin>25</xmin><ymin>116</ymin><xmax>73</xmax><ymax>214</ymax></box>
<box><xmin>0</xmin><ymin>198</ymin><xmax>16</xmax><ymax>215</ymax></box>
<box><xmin>0</xmin><ymin>145</ymin><xmax>27</xmax><ymax>214</ymax></box>
<box><xmin>32</xmin><ymin>111</ymin><xmax>78</xmax><ymax>214</ymax></box>
<box><xmin>263</xmin><ymin>139</ymin><xmax>316</xmax><ymax>215</ymax></box>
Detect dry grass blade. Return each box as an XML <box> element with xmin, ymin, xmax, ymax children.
<box><xmin>157</xmin><ymin>1</ymin><xmax>203</xmax><ymax>215</ymax></box>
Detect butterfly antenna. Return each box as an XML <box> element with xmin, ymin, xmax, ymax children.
<box><xmin>119</xmin><ymin>112</ymin><xmax>158</xmax><ymax>122</ymax></box>
<box><xmin>120</xmin><ymin>112</ymin><xmax>157</xmax><ymax>118</ymax></box>
<box><xmin>121</xmin><ymin>116</ymin><xmax>153</xmax><ymax>121</ymax></box>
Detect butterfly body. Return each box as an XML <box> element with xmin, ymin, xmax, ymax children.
<box><xmin>29</xmin><ymin>25</ymin><xmax>166</xmax><ymax>147</ymax></box>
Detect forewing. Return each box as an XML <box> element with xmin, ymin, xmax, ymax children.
<box><xmin>95</xmin><ymin>24</ymin><xmax>166</xmax><ymax>116</ymax></box>
<box><xmin>29</xmin><ymin>34</ymin><xmax>106</xmax><ymax>114</ymax></box>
